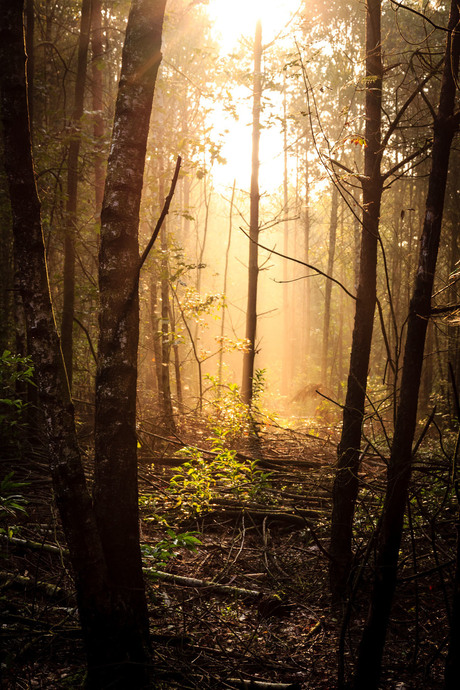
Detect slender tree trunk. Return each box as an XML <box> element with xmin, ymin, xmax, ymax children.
<box><xmin>93</xmin><ymin>0</ymin><xmax>167</xmax><ymax>684</ymax></box>
<box><xmin>90</xmin><ymin>0</ymin><xmax>105</xmax><ymax>216</ymax></box>
<box><xmin>25</xmin><ymin>0</ymin><xmax>34</xmax><ymax>140</ymax></box>
<box><xmin>218</xmin><ymin>179</ymin><xmax>235</xmax><ymax>389</ymax></box>
<box><xmin>242</xmin><ymin>19</ymin><xmax>262</xmax><ymax>405</ymax></box>
<box><xmin>60</xmin><ymin>0</ymin><xmax>92</xmax><ymax>389</ymax></box>
<box><xmin>321</xmin><ymin>183</ymin><xmax>338</xmax><ymax>387</ymax></box>
<box><xmin>303</xmin><ymin>130</ymin><xmax>311</xmax><ymax>367</ymax></box>
<box><xmin>282</xmin><ymin>80</ymin><xmax>290</xmax><ymax>395</ymax></box>
<box><xmin>160</xmin><ymin>215</ymin><xmax>175</xmax><ymax>429</ymax></box>
<box><xmin>353</xmin><ymin>3</ymin><xmax>459</xmax><ymax>685</ymax></box>
<box><xmin>329</xmin><ymin>0</ymin><xmax>383</xmax><ymax>600</ymax></box>
<box><xmin>151</xmin><ymin>268</ymin><xmax>163</xmax><ymax>395</ymax></box>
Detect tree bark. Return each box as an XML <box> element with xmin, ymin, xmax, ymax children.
<box><xmin>93</xmin><ymin>0</ymin><xmax>167</xmax><ymax>682</ymax></box>
<box><xmin>242</xmin><ymin>19</ymin><xmax>262</xmax><ymax>405</ymax></box>
<box><xmin>0</xmin><ymin>0</ymin><xmax>115</xmax><ymax>682</ymax></box>
<box><xmin>329</xmin><ymin>0</ymin><xmax>383</xmax><ymax>600</ymax></box>
<box><xmin>354</xmin><ymin>2</ymin><xmax>459</xmax><ymax>685</ymax></box>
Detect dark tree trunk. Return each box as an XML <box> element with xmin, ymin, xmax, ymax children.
<box><xmin>1</xmin><ymin>1</ymin><xmax>168</xmax><ymax>686</ymax></box>
<box><xmin>329</xmin><ymin>0</ymin><xmax>383</xmax><ymax>600</ymax></box>
<box><xmin>242</xmin><ymin>19</ymin><xmax>262</xmax><ymax>405</ymax></box>
<box><xmin>93</xmin><ymin>0</ymin><xmax>167</xmax><ymax>683</ymax></box>
<box><xmin>353</xmin><ymin>3</ymin><xmax>459</xmax><ymax>686</ymax></box>
<box><xmin>60</xmin><ymin>0</ymin><xmax>92</xmax><ymax>389</ymax></box>
<box><xmin>0</xmin><ymin>0</ymin><xmax>114</xmax><ymax>681</ymax></box>
<box><xmin>25</xmin><ymin>0</ymin><xmax>34</xmax><ymax>139</ymax></box>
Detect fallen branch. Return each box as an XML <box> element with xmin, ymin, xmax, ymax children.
<box><xmin>143</xmin><ymin>568</ymin><xmax>262</xmax><ymax>599</ymax></box>
<box><xmin>0</xmin><ymin>570</ymin><xmax>72</xmax><ymax>601</ymax></box>
<box><xmin>225</xmin><ymin>679</ymin><xmax>301</xmax><ymax>690</ymax></box>
<box><xmin>0</xmin><ymin>533</ymin><xmax>67</xmax><ymax>557</ymax></box>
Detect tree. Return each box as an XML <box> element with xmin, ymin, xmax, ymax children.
<box><xmin>60</xmin><ymin>0</ymin><xmax>92</xmax><ymax>388</ymax></box>
<box><xmin>242</xmin><ymin>19</ymin><xmax>262</xmax><ymax>405</ymax></box>
<box><xmin>329</xmin><ymin>0</ymin><xmax>384</xmax><ymax>600</ymax></box>
<box><xmin>0</xmin><ymin>0</ymin><xmax>167</xmax><ymax>685</ymax></box>
<box><xmin>353</xmin><ymin>1</ymin><xmax>459</xmax><ymax>685</ymax></box>
<box><xmin>93</xmin><ymin>0</ymin><xmax>167</xmax><ymax>680</ymax></box>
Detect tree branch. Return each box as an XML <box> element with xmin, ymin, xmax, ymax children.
<box><xmin>239</xmin><ymin>228</ymin><xmax>356</xmax><ymax>300</ymax></box>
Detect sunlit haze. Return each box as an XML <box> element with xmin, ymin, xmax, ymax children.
<box><xmin>207</xmin><ymin>0</ymin><xmax>301</xmax><ymax>53</ymax></box>
<box><xmin>206</xmin><ymin>0</ymin><xmax>302</xmax><ymax>192</ymax></box>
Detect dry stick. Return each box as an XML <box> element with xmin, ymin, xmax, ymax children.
<box><xmin>138</xmin><ymin>155</ymin><xmax>182</xmax><ymax>274</ymax></box>
<box><xmin>411</xmin><ymin>406</ymin><xmax>437</xmax><ymax>457</ymax></box>
<box><xmin>225</xmin><ymin>680</ymin><xmax>300</xmax><ymax>690</ymax></box>
<box><xmin>73</xmin><ymin>316</ymin><xmax>97</xmax><ymax>364</ymax></box>
<box><xmin>114</xmin><ymin>155</ymin><xmax>182</xmax><ymax>342</ymax></box>
<box><xmin>239</xmin><ymin>228</ymin><xmax>356</xmax><ymax>300</ymax></box>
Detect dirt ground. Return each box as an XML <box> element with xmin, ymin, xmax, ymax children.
<box><xmin>0</xmin><ymin>418</ymin><xmax>455</xmax><ymax>688</ymax></box>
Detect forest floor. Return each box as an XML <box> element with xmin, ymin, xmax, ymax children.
<box><xmin>0</xmin><ymin>410</ymin><xmax>456</xmax><ymax>689</ymax></box>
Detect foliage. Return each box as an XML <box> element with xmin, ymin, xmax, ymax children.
<box><xmin>203</xmin><ymin>369</ymin><xmax>269</xmax><ymax>441</ymax></box>
<box><xmin>141</xmin><ymin>529</ymin><xmax>202</xmax><ymax>570</ymax></box>
<box><xmin>168</xmin><ymin>426</ymin><xmax>271</xmax><ymax>517</ymax></box>
<box><xmin>0</xmin><ymin>350</ymin><xmax>35</xmax><ymax>444</ymax></box>
<box><xmin>0</xmin><ymin>472</ymin><xmax>28</xmax><ymax>537</ymax></box>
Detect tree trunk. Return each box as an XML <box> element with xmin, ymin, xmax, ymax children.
<box><xmin>93</xmin><ymin>0</ymin><xmax>167</xmax><ymax>684</ymax></box>
<box><xmin>60</xmin><ymin>0</ymin><xmax>92</xmax><ymax>389</ymax></box>
<box><xmin>90</xmin><ymin>0</ymin><xmax>105</xmax><ymax>216</ymax></box>
<box><xmin>218</xmin><ymin>179</ymin><xmax>235</xmax><ymax>389</ymax></box>
<box><xmin>160</xmin><ymin>212</ymin><xmax>175</xmax><ymax>430</ymax></box>
<box><xmin>353</xmin><ymin>2</ymin><xmax>459</xmax><ymax>685</ymax></box>
<box><xmin>242</xmin><ymin>19</ymin><xmax>262</xmax><ymax>405</ymax></box>
<box><xmin>0</xmin><ymin>1</ymin><xmax>116</xmax><ymax>683</ymax></box>
<box><xmin>321</xmin><ymin>183</ymin><xmax>338</xmax><ymax>387</ymax></box>
<box><xmin>329</xmin><ymin>0</ymin><xmax>383</xmax><ymax>601</ymax></box>
<box><xmin>303</xmin><ymin>130</ymin><xmax>311</xmax><ymax>368</ymax></box>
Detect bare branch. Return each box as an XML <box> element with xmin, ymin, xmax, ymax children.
<box><xmin>239</xmin><ymin>227</ymin><xmax>356</xmax><ymax>300</ymax></box>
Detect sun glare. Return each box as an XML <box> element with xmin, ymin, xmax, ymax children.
<box><xmin>206</xmin><ymin>0</ymin><xmax>302</xmax><ymax>193</ymax></box>
<box><xmin>207</xmin><ymin>0</ymin><xmax>301</xmax><ymax>53</ymax></box>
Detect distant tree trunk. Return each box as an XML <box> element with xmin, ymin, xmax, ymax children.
<box><xmin>60</xmin><ymin>0</ymin><xmax>92</xmax><ymax>389</ymax></box>
<box><xmin>218</xmin><ymin>179</ymin><xmax>235</xmax><ymax>389</ymax></box>
<box><xmin>160</xmin><ymin>215</ymin><xmax>175</xmax><ymax>430</ymax></box>
<box><xmin>303</xmin><ymin>130</ymin><xmax>311</xmax><ymax>367</ymax></box>
<box><xmin>168</xmin><ymin>300</ymin><xmax>183</xmax><ymax>412</ymax></box>
<box><xmin>150</xmin><ymin>268</ymin><xmax>163</xmax><ymax>395</ymax></box>
<box><xmin>282</xmin><ymin>80</ymin><xmax>290</xmax><ymax>395</ymax></box>
<box><xmin>329</xmin><ymin>0</ymin><xmax>383</xmax><ymax>601</ymax></box>
<box><xmin>90</xmin><ymin>0</ymin><xmax>105</xmax><ymax>216</ymax></box>
<box><xmin>25</xmin><ymin>0</ymin><xmax>34</xmax><ymax>139</ymax></box>
<box><xmin>353</xmin><ymin>3</ymin><xmax>459</xmax><ymax>686</ymax></box>
<box><xmin>242</xmin><ymin>19</ymin><xmax>262</xmax><ymax>405</ymax></box>
<box><xmin>321</xmin><ymin>183</ymin><xmax>338</xmax><ymax>386</ymax></box>
<box><xmin>93</xmin><ymin>0</ymin><xmax>167</xmax><ymax>685</ymax></box>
